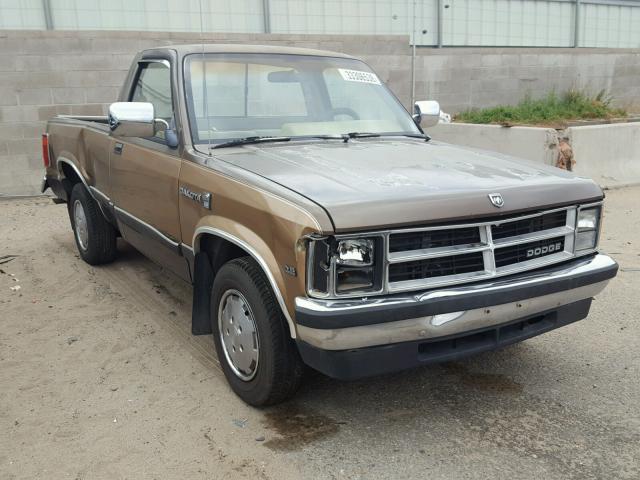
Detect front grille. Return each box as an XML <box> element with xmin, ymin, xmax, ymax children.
<box><xmin>495</xmin><ymin>237</ymin><xmax>565</xmax><ymax>268</ymax></box>
<box><xmin>383</xmin><ymin>206</ymin><xmax>579</xmax><ymax>293</ymax></box>
<box><xmin>389</xmin><ymin>252</ymin><xmax>485</xmax><ymax>282</ymax></box>
<box><xmin>492</xmin><ymin>210</ymin><xmax>567</xmax><ymax>240</ymax></box>
<box><xmin>389</xmin><ymin>227</ymin><xmax>481</xmax><ymax>253</ymax></box>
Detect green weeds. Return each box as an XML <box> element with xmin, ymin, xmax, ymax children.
<box><xmin>455</xmin><ymin>89</ymin><xmax>626</xmax><ymax>126</ymax></box>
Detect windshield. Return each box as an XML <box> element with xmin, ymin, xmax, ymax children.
<box><xmin>184</xmin><ymin>53</ymin><xmax>420</xmax><ymax>145</ymax></box>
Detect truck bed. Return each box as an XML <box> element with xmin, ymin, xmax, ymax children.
<box><xmin>45</xmin><ymin>115</ymin><xmax>113</xmax><ymax>200</ymax></box>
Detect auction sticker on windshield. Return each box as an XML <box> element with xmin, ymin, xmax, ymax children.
<box><xmin>338</xmin><ymin>68</ymin><xmax>381</xmax><ymax>85</ymax></box>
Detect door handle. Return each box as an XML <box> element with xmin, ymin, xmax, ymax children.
<box><xmin>113</xmin><ymin>142</ymin><xmax>124</xmax><ymax>155</ymax></box>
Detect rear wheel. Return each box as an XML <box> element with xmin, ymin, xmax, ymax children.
<box><xmin>69</xmin><ymin>183</ymin><xmax>117</xmax><ymax>265</ymax></box>
<box><xmin>211</xmin><ymin>257</ymin><xmax>304</xmax><ymax>406</ymax></box>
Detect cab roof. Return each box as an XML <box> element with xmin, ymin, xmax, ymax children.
<box><xmin>148</xmin><ymin>43</ymin><xmax>355</xmax><ymax>59</ymax></box>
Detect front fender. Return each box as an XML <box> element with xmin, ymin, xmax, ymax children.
<box><xmin>193</xmin><ymin>215</ymin><xmax>299</xmax><ymax>338</ymax></box>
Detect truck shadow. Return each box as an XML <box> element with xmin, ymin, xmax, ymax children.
<box><xmin>262</xmin><ymin>347</ymin><xmax>527</xmax><ymax>447</ymax></box>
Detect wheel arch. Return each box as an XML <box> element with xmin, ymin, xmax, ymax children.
<box><xmin>57</xmin><ymin>157</ymin><xmax>91</xmax><ymax>201</ymax></box>
<box><xmin>193</xmin><ymin>226</ymin><xmax>297</xmax><ymax>339</ymax></box>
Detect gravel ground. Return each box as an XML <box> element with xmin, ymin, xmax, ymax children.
<box><xmin>0</xmin><ymin>187</ymin><xmax>638</xmax><ymax>479</ymax></box>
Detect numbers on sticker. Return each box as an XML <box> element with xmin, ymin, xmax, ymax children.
<box><xmin>338</xmin><ymin>68</ymin><xmax>381</xmax><ymax>85</ymax></box>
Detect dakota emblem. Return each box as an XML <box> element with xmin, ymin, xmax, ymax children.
<box><xmin>488</xmin><ymin>193</ymin><xmax>504</xmax><ymax>208</ymax></box>
<box><xmin>180</xmin><ymin>186</ymin><xmax>212</xmax><ymax>209</ymax></box>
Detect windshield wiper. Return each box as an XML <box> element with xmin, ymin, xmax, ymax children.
<box><xmin>339</xmin><ymin>132</ymin><xmax>431</xmax><ymax>143</ymax></box>
<box><xmin>211</xmin><ymin>132</ymin><xmax>429</xmax><ymax>148</ymax></box>
<box><xmin>283</xmin><ymin>133</ymin><xmax>379</xmax><ymax>143</ymax></box>
<box><xmin>211</xmin><ymin>136</ymin><xmax>291</xmax><ymax>149</ymax></box>
<box><xmin>300</xmin><ymin>134</ymin><xmax>345</xmax><ymax>141</ymax></box>
<box><xmin>382</xmin><ymin>133</ymin><xmax>431</xmax><ymax>141</ymax></box>
<box><xmin>296</xmin><ymin>133</ymin><xmax>380</xmax><ymax>143</ymax></box>
<box><xmin>304</xmin><ymin>132</ymin><xmax>430</xmax><ymax>142</ymax></box>
<box><xmin>343</xmin><ymin>132</ymin><xmax>380</xmax><ymax>142</ymax></box>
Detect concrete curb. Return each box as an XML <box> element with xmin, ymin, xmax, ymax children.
<box><xmin>429</xmin><ymin>122</ymin><xmax>640</xmax><ymax>189</ymax></box>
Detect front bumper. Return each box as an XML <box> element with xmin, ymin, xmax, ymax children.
<box><xmin>294</xmin><ymin>253</ymin><xmax>617</xmax><ymax>379</ymax></box>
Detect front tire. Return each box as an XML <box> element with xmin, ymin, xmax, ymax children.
<box><xmin>211</xmin><ymin>257</ymin><xmax>304</xmax><ymax>406</ymax></box>
<box><xmin>69</xmin><ymin>183</ymin><xmax>117</xmax><ymax>265</ymax></box>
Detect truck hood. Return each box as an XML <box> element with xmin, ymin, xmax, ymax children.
<box><xmin>215</xmin><ymin>139</ymin><xmax>602</xmax><ymax>232</ymax></box>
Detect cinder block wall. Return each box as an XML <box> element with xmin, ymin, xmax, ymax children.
<box><xmin>416</xmin><ymin>48</ymin><xmax>640</xmax><ymax>114</ymax></box>
<box><xmin>1</xmin><ymin>29</ymin><xmax>639</xmax><ymax>195</ymax></box>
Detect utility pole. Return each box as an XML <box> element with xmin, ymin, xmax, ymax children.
<box><xmin>263</xmin><ymin>0</ymin><xmax>271</xmax><ymax>34</ymax></box>
<box><xmin>574</xmin><ymin>0</ymin><xmax>580</xmax><ymax>48</ymax></box>
<box><xmin>410</xmin><ymin>0</ymin><xmax>417</xmax><ymax>108</ymax></box>
<box><xmin>437</xmin><ymin>0</ymin><xmax>443</xmax><ymax>48</ymax></box>
<box><xmin>42</xmin><ymin>0</ymin><xmax>53</xmax><ymax>30</ymax></box>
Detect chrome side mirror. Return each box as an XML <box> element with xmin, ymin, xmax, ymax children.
<box><xmin>413</xmin><ymin>100</ymin><xmax>441</xmax><ymax>128</ymax></box>
<box><xmin>108</xmin><ymin>102</ymin><xmax>156</xmax><ymax>137</ymax></box>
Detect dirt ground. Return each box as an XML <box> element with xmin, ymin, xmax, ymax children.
<box><xmin>1</xmin><ymin>187</ymin><xmax>639</xmax><ymax>480</ymax></box>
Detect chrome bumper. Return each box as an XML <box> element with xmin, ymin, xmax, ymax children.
<box><xmin>295</xmin><ymin>254</ymin><xmax>617</xmax><ymax>351</ymax></box>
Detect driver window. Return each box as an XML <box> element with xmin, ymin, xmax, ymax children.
<box><xmin>130</xmin><ymin>62</ymin><xmax>173</xmax><ymax>140</ymax></box>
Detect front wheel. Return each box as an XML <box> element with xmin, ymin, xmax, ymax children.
<box><xmin>211</xmin><ymin>257</ymin><xmax>304</xmax><ymax>406</ymax></box>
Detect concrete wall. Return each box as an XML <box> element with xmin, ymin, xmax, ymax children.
<box><xmin>430</xmin><ymin>121</ymin><xmax>640</xmax><ymax>189</ymax></box>
<box><xmin>567</xmin><ymin>123</ymin><xmax>640</xmax><ymax>188</ymax></box>
<box><xmin>1</xmin><ymin>29</ymin><xmax>640</xmax><ymax>195</ymax></box>
<box><xmin>428</xmin><ymin>123</ymin><xmax>559</xmax><ymax>166</ymax></box>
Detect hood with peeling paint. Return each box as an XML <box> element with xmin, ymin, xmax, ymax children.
<box><xmin>215</xmin><ymin>138</ymin><xmax>602</xmax><ymax>232</ymax></box>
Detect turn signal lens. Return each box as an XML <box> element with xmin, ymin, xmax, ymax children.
<box><xmin>575</xmin><ymin>230</ymin><xmax>597</xmax><ymax>251</ymax></box>
<box><xmin>42</xmin><ymin>133</ymin><xmax>50</xmax><ymax>168</ymax></box>
<box><xmin>336</xmin><ymin>267</ymin><xmax>374</xmax><ymax>293</ymax></box>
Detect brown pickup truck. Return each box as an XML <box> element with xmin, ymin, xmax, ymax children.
<box><xmin>42</xmin><ymin>44</ymin><xmax>618</xmax><ymax>406</ymax></box>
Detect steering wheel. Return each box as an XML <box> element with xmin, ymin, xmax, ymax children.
<box><xmin>331</xmin><ymin>107</ymin><xmax>360</xmax><ymax>120</ymax></box>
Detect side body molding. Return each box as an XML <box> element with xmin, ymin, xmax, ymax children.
<box><xmin>193</xmin><ymin>226</ymin><xmax>297</xmax><ymax>338</ymax></box>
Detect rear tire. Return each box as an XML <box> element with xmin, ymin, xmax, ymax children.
<box><xmin>69</xmin><ymin>183</ymin><xmax>117</xmax><ymax>265</ymax></box>
<box><xmin>211</xmin><ymin>256</ymin><xmax>304</xmax><ymax>406</ymax></box>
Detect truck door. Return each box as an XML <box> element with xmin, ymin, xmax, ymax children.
<box><xmin>109</xmin><ymin>58</ymin><xmax>189</xmax><ymax>280</ymax></box>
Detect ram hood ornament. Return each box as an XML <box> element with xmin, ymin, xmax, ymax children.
<box><xmin>488</xmin><ymin>193</ymin><xmax>504</xmax><ymax>208</ymax></box>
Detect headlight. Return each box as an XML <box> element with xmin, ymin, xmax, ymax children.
<box><xmin>577</xmin><ymin>208</ymin><xmax>599</xmax><ymax>230</ymax></box>
<box><xmin>336</xmin><ymin>239</ymin><xmax>374</xmax><ymax>266</ymax></box>
<box><xmin>575</xmin><ymin>206</ymin><xmax>601</xmax><ymax>252</ymax></box>
<box><xmin>307</xmin><ymin>236</ymin><xmax>382</xmax><ymax>297</ymax></box>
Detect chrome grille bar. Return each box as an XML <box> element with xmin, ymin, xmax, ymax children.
<box><xmin>385</xmin><ymin>205</ymin><xmax>582</xmax><ymax>294</ymax></box>
<box><xmin>492</xmin><ymin>226</ymin><xmax>574</xmax><ymax>247</ymax></box>
<box><xmin>388</xmin><ymin>243</ymin><xmax>489</xmax><ymax>263</ymax></box>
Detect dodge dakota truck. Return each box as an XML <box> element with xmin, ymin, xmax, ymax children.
<box><xmin>42</xmin><ymin>44</ymin><xmax>618</xmax><ymax>406</ymax></box>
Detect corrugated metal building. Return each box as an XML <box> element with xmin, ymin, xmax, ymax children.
<box><xmin>1</xmin><ymin>0</ymin><xmax>639</xmax><ymax>48</ymax></box>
